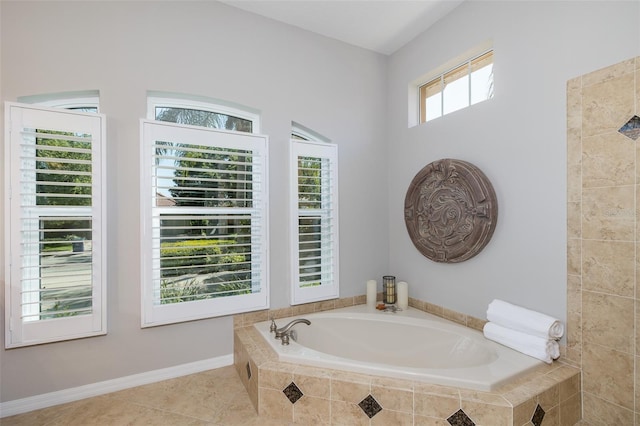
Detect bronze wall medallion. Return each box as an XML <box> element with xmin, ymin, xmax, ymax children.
<box><xmin>404</xmin><ymin>159</ymin><xmax>498</xmax><ymax>263</ymax></box>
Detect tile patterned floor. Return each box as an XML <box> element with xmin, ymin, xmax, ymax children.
<box><xmin>1</xmin><ymin>366</ymin><xmax>290</xmax><ymax>426</ymax></box>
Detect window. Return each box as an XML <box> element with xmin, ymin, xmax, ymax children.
<box><xmin>419</xmin><ymin>50</ymin><xmax>493</xmax><ymax>123</ymax></box>
<box><xmin>18</xmin><ymin>91</ymin><xmax>100</xmax><ymax>113</ymax></box>
<box><xmin>141</xmin><ymin>99</ymin><xmax>267</xmax><ymax>327</ymax></box>
<box><xmin>5</xmin><ymin>103</ymin><xmax>106</xmax><ymax>348</ymax></box>
<box><xmin>290</xmin><ymin>126</ymin><xmax>338</xmax><ymax>305</ymax></box>
<box><xmin>148</xmin><ymin>95</ymin><xmax>260</xmax><ymax>133</ymax></box>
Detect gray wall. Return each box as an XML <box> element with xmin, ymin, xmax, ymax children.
<box><xmin>0</xmin><ymin>1</ymin><xmax>388</xmax><ymax>402</ymax></box>
<box><xmin>2</xmin><ymin>0</ymin><xmax>639</xmax><ymax>405</ymax></box>
<box><xmin>387</xmin><ymin>1</ymin><xmax>640</xmax><ymax>321</ymax></box>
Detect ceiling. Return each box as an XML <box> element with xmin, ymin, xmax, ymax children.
<box><xmin>219</xmin><ymin>0</ymin><xmax>465</xmax><ymax>55</ymax></box>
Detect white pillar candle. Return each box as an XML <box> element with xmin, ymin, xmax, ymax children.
<box><xmin>397</xmin><ymin>281</ymin><xmax>409</xmax><ymax>310</ymax></box>
<box><xmin>366</xmin><ymin>280</ymin><xmax>377</xmax><ymax>308</ymax></box>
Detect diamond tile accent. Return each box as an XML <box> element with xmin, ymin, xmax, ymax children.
<box><xmin>447</xmin><ymin>409</ymin><xmax>475</xmax><ymax>426</ymax></box>
<box><xmin>283</xmin><ymin>382</ymin><xmax>303</xmax><ymax>404</ymax></box>
<box><xmin>619</xmin><ymin>115</ymin><xmax>640</xmax><ymax>140</ymax></box>
<box><xmin>245</xmin><ymin>362</ymin><xmax>251</xmax><ymax>380</ymax></box>
<box><xmin>532</xmin><ymin>404</ymin><xmax>545</xmax><ymax>426</ymax></box>
<box><xmin>358</xmin><ymin>394</ymin><xmax>382</xmax><ymax>418</ymax></box>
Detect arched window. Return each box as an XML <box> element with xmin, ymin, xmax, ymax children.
<box><xmin>141</xmin><ymin>94</ymin><xmax>267</xmax><ymax>326</ymax></box>
<box><xmin>290</xmin><ymin>123</ymin><xmax>339</xmax><ymax>305</ymax></box>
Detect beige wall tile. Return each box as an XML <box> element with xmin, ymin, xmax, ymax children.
<box><xmin>371</xmin><ymin>408</ymin><xmax>414</xmax><ymax>425</ymax></box>
<box><xmin>636</xmin><ymin>302</ymin><xmax>640</xmax><ymax>356</ymax></box>
<box><xmin>636</xmin><ymin>66</ymin><xmax>640</xmax><ymax>113</ymax></box>
<box><xmin>330</xmin><ymin>400</ymin><xmax>370</xmax><ymax>426</ymax></box>
<box><xmin>567</xmin><ymin>127</ymin><xmax>582</xmax><ymax>203</ymax></box>
<box><xmin>466</xmin><ymin>315</ymin><xmax>487</xmax><ymax>332</ymax></box>
<box><xmin>566</xmin><ymin>238</ymin><xmax>581</xmax><ymax>276</ymax></box>
<box><xmin>336</xmin><ymin>296</ymin><xmax>356</xmax><ymax>308</ymax></box>
<box><xmin>582</xmin><ymin>392</ymin><xmax>633</xmax><ymax>425</ymax></box>
<box><xmin>414</xmin><ymin>392</ymin><xmax>460</xmax><ymax>419</ymax></box>
<box><xmin>556</xmin><ymin>371</ymin><xmax>581</xmax><ymax>402</ymax></box>
<box><xmin>582</xmin><ymin>72</ymin><xmax>635</xmax><ymax>137</ymax></box>
<box><xmin>293</xmin><ymin>371</ymin><xmax>330</xmax><ymax>399</ymax></box>
<box><xmin>581</xmin><ymin>240</ymin><xmax>634</xmax><ymax>297</ymax></box>
<box><xmin>293</xmin><ymin>395</ymin><xmax>330</xmax><ymax>424</ymax></box>
<box><xmin>371</xmin><ymin>376</ymin><xmax>414</xmax><ymax>391</ymax></box>
<box><xmin>583</xmin><ymin>343</ymin><xmax>634</xmax><ymax>409</ymax></box>
<box><xmin>258</xmin><ymin>387</ymin><xmax>293</xmax><ymax>421</ymax></box>
<box><xmin>460</xmin><ymin>400</ymin><xmax>511</xmax><ymax>426</ymax></box>
<box><xmin>582</xmin><ymin>291</ymin><xmax>634</xmax><ymax>353</ymax></box>
<box><xmin>566</xmin><ymin>275</ymin><xmax>582</xmax><ymax>356</ymax></box>
<box><xmin>371</xmin><ymin>384</ymin><xmax>413</xmax><ymax>413</ymax></box>
<box><xmin>315</xmin><ymin>300</ymin><xmax>336</xmax><ymax>312</ymax></box>
<box><xmin>259</xmin><ymin>364</ymin><xmax>294</xmax><ymax>390</ymax></box>
<box><xmin>636</xmin><ymin>355</ymin><xmax>640</xmax><ymax>416</ymax></box>
<box><xmin>581</xmin><ymin>185</ymin><xmax>635</xmax><ymax>240</ymax></box>
<box><xmin>567</xmin><ymin>201</ymin><xmax>581</xmax><ymax>239</ymax></box>
<box><xmin>513</xmin><ymin>399</ymin><xmax>536</xmax><ymax>426</ymax></box>
<box><xmin>331</xmin><ymin>378</ymin><xmax>370</xmax><ymax>404</ymax></box>
<box><xmin>291</xmin><ymin>302</ymin><xmax>315</xmax><ymax>316</ymax></box>
<box><xmin>541</xmin><ymin>405</ymin><xmax>560</xmax><ymax>426</ymax></box>
<box><xmin>582</xmin><ymin>133</ymin><xmax>635</xmax><ymax>188</ymax></box>
<box><xmin>581</xmin><ymin>57</ymin><xmax>635</xmax><ymax>88</ymax></box>
<box><xmin>567</xmin><ymin>79</ymin><xmax>582</xmax><ymax>132</ymax></box>
<box><xmin>537</xmin><ymin>382</ymin><xmax>560</xmax><ymax>411</ymax></box>
<box><xmin>414</xmin><ymin>415</ymin><xmax>451</xmax><ymax>425</ymax></box>
<box><xmin>442</xmin><ymin>308</ymin><xmax>466</xmax><ymax>325</ymax></box>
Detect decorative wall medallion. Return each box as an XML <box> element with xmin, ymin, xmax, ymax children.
<box><xmin>404</xmin><ymin>159</ymin><xmax>497</xmax><ymax>263</ymax></box>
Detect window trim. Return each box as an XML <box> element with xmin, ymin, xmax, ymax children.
<box><xmin>17</xmin><ymin>91</ymin><xmax>100</xmax><ymax>112</ymax></box>
<box><xmin>4</xmin><ymin>102</ymin><xmax>107</xmax><ymax>348</ymax></box>
<box><xmin>419</xmin><ymin>49</ymin><xmax>494</xmax><ymax>124</ymax></box>
<box><xmin>140</xmin><ymin>119</ymin><xmax>269</xmax><ymax>327</ymax></box>
<box><xmin>289</xmin><ymin>137</ymin><xmax>339</xmax><ymax>305</ymax></box>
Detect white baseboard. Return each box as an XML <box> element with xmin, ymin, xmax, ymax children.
<box><xmin>0</xmin><ymin>354</ymin><xmax>233</xmax><ymax>418</ymax></box>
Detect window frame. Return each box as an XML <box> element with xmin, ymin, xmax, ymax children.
<box><xmin>418</xmin><ymin>49</ymin><xmax>494</xmax><ymax>124</ymax></box>
<box><xmin>17</xmin><ymin>91</ymin><xmax>100</xmax><ymax>113</ymax></box>
<box><xmin>4</xmin><ymin>102</ymin><xmax>107</xmax><ymax>348</ymax></box>
<box><xmin>289</xmin><ymin>135</ymin><xmax>339</xmax><ymax>305</ymax></box>
<box><xmin>147</xmin><ymin>96</ymin><xmax>261</xmax><ymax>134</ymax></box>
<box><xmin>140</xmin><ymin>119</ymin><xmax>269</xmax><ymax>327</ymax></box>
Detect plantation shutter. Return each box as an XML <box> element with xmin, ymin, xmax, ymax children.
<box><xmin>141</xmin><ymin>120</ymin><xmax>268</xmax><ymax>327</ymax></box>
<box><xmin>290</xmin><ymin>140</ymin><xmax>339</xmax><ymax>305</ymax></box>
<box><xmin>5</xmin><ymin>103</ymin><xmax>106</xmax><ymax>348</ymax></box>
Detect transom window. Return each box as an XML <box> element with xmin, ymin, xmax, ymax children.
<box><xmin>419</xmin><ymin>50</ymin><xmax>494</xmax><ymax>123</ymax></box>
<box><xmin>148</xmin><ymin>95</ymin><xmax>260</xmax><ymax>133</ymax></box>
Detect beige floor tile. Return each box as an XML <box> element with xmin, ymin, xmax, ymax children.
<box><xmin>1</xmin><ymin>366</ymin><xmax>264</xmax><ymax>426</ymax></box>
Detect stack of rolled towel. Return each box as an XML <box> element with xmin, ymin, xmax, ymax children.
<box><xmin>483</xmin><ymin>299</ymin><xmax>564</xmax><ymax>364</ymax></box>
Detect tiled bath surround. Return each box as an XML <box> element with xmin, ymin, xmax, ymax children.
<box><xmin>233</xmin><ymin>296</ymin><xmax>581</xmax><ymax>425</ymax></box>
<box><xmin>566</xmin><ymin>57</ymin><xmax>640</xmax><ymax>424</ymax></box>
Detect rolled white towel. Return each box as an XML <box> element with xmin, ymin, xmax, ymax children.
<box><xmin>487</xmin><ymin>299</ymin><xmax>564</xmax><ymax>340</ymax></box>
<box><xmin>483</xmin><ymin>322</ymin><xmax>559</xmax><ymax>364</ymax></box>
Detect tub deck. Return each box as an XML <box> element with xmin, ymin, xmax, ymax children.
<box><xmin>234</xmin><ymin>305</ymin><xmax>581</xmax><ymax>425</ymax></box>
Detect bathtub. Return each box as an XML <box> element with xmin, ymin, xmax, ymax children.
<box><xmin>254</xmin><ymin>305</ymin><xmax>544</xmax><ymax>391</ymax></box>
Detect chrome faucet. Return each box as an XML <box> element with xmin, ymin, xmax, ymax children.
<box><xmin>271</xmin><ymin>318</ymin><xmax>311</xmax><ymax>345</ymax></box>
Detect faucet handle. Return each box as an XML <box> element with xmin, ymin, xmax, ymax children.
<box><xmin>269</xmin><ymin>319</ymin><xmax>277</xmax><ymax>333</ymax></box>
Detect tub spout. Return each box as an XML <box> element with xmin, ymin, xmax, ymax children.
<box><xmin>275</xmin><ymin>319</ymin><xmax>311</xmax><ymax>345</ymax></box>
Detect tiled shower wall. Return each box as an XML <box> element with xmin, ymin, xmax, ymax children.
<box><xmin>567</xmin><ymin>57</ymin><xmax>640</xmax><ymax>424</ymax></box>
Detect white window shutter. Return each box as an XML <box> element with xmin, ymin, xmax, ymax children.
<box><xmin>5</xmin><ymin>102</ymin><xmax>107</xmax><ymax>348</ymax></box>
<box><xmin>140</xmin><ymin>120</ymin><xmax>269</xmax><ymax>327</ymax></box>
<box><xmin>290</xmin><ymin>139</ymin><xmax>339</xmax><ymax>305</ymax></box>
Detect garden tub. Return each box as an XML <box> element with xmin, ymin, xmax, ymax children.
<box><xmin>254</xmin><ymin>305</ymin><xmax>544</xmax><ymax>391</ymax></box>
